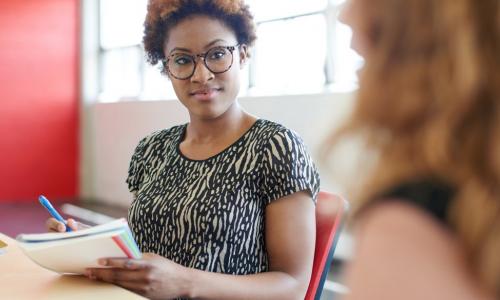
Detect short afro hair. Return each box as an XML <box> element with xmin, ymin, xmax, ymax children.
<box><xmin>143</xmin><ymin>0</ymin><xmax>257</xmax><ymax>68</ymax></box>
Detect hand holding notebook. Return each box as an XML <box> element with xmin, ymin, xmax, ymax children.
<box><xmin>16</xmin><ymin>218</ymin><xmax>141</xmax><ymax>274</ymax></box>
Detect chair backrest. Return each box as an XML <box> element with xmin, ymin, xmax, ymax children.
<box><xmin>305</xmin><ymin>191</ymin><xmax>348</xmax><ymax>300</ymax></box>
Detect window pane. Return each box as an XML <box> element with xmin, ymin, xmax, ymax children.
<box><xmin>238</xmin><ymin>65</ymin><xmax>250</xmax><ymax>96</ymax></box>
<box><xmin>100</xmin><ymin>0</ymin><xmax>147</xmax><ymax>49</ymax></box>
<box><xmin>253</xmin><ymin>14</ymin><xmax>326</xmax><ymax>95</ymax></box>
<box><xmin>95</xmin><ymin>0</ymin><xmax>359</xmax><ymax>100</ymax></box>
<box><xmin>141</xmin><ymin>63</ymin><xmax>177</xmax><ymax>100</ymax></box>
<box><xmin>246</xmin><ymin>0</ymin><xmax>327</xmax><ymax>22</ymax></box>
<box><xmin>330</xmin><ymin>0</ymin><xmax>346</xmax><ymax>5</ymax></box>
<box><xmin>333</xmin><ymin>21</ymin><xmax>364</xmax><ymax>84</ymax></box>
<box><xmin>100</xmin><ymin>47</ymin><xmax>142</xmax><ymax>100</ymax></box>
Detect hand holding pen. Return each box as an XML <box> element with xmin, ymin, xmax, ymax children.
<box><xmin>40</xmin><ymin>195</ymin><xmax>87</xmax><ymax>232</ymax></box>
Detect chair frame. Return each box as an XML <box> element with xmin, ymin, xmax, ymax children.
<box><xmin>305</xmin><ymin>191</ymin><xmax>348</xmax><ymax>300</ymax></box>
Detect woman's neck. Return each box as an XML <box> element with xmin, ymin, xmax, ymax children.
<box><xmin>185</xmin><ymin>102</ymin><xmax>255</xmax><ymax>144</ymax></box>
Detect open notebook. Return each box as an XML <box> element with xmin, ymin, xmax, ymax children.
<box><xmin>16</xmin><ymin>218</ymin><xmax>141</xmax><ymax>274</ymax></box>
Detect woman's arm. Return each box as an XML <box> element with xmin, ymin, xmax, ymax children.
<box><xmin>87</xmin><ymin>191</ymin><xmax>316</xmax><ymax>300</ymax></box>
<box><xmin>343</xmin><ymin>201</ymin><xmax>494</xmax><ymax>300</ymax></box>
<box><xmin>187</xmin><ymin>190</ymin><xmax>316</xmax><ymax>299</ymax></box>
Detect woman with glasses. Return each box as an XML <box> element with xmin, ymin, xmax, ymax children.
<box><xmin>329</xmin><ymin>0</ymin><xmax>499</xmax><ymax>299</ymax></box>
<box><xmin>46</xmin><ymin>0</ymin><xmax>320</xmax><ymax>299</ymax></box>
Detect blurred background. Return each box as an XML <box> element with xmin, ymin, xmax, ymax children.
<box><xmin>0</xmin><ymin>0</ymin><xmax>363</xmax><ymax>298</ymax></box>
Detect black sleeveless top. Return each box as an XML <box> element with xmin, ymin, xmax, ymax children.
<box><xmin>378</xmin><ymin>180</ymin><xmax>455</xmax><ymax>226</ymax></box>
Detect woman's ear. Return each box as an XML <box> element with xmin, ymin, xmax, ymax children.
<box><xmin>239</xmin><ymin>44</ymin><xmax>248</xmax><ymax>68</ymax></box>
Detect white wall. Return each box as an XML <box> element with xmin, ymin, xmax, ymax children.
<box><xmin>83</xmin><ymin>92</ymin><xmax>355</xmax><ymax>206</ymax></box>
<box><xmin>83</xmin><ymin>92</ymin><xmax>357</xmax><ymax>260</ymax></box>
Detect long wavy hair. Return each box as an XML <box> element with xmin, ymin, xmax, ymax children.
<box><xmin>326</xmin><ymin>0</ymin><xmax>500</xmax><ymax>295</ymax></box>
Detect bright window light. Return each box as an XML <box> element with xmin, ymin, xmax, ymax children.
<box><xmin>96</xmin><ymin>0</ymin><xmax>362</xmax><ymax>101</ymax></box>
<box><xmin>252</xmin><ymin>14</ymin><xmax>327</xmax><ymax>95</ymax></box>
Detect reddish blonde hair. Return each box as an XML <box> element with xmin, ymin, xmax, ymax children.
<box><xmin>328</xmin><ymin>0</ymin><xmax>500</xmax><ymax>294</ymax></box>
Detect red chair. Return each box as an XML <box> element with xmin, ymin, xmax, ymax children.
<box><xmin>305</xmin><ymin>191</ymin><xmax>348</xmax><ymax>300</ymax></box>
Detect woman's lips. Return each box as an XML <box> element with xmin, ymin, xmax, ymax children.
<box><xmin>190</xmin><ymin>88</ymin><xmax>222</xmax><ymax>101</ymax></box>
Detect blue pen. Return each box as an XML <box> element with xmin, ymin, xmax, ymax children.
<box><xmin>39</xmin><ymin>195</ymin><xmax>72</xmax><ymax>232</ymax></box>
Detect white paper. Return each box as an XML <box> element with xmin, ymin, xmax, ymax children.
<box><xmin>17</xmin><ymin>218</ymin><xmax>128</xmax><ymax>242</ymax></box>
<box><xmin>16</xmin><ymin>218</ymin><xmax>141</xmax><ymax>274</ymax></box>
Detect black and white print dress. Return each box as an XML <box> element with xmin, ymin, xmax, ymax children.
<box><xmin>126</xmin><ymin>119</ymin><xmax>320</xmax><ymax>275</ymax></box>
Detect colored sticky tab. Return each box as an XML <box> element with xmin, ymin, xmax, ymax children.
<box><xmin>0</xmin><ymin>239</ymin><xmax>7</xmax><ymax>248</ymax></box>
<box><xmin>122</xmin><ymin>231</ymin><xmax>141</xmax><ymax>258</ymax></box>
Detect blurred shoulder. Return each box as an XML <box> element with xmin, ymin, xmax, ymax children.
<box><xmin>345</xmin><ymin>200</ymin><xmax>493</xmax><ymax>300</ymax></box>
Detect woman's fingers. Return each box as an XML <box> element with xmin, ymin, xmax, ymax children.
<box><xmin>45</xmin><ymin>218</ymin><xmax>66</xmax><ymax>232</ymax></box>
<box><xmin>86</xmin><ymin>267</ymin><xmax>148</xmax><ymax>283</ymax></box>
<box><xmin>67</xmin><ymin>218</ymin><xmax>80</xmax><ymax>231</ymax></box>
<box><xmin>46</xmin><ymin>218</ymin><xmax>90</xmax><ymax>232</ymax></box>
<box><xmin>99</xmin><ymin>258</ymin><xmax>148</xmax><ymax>270</ymax></box>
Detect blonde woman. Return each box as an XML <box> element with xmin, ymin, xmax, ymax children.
<box><xmin>331</xmin><ymin>0</ymin><xmax>500</xmax><ymax>299</ymax></box>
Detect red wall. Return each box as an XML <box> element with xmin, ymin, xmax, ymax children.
<box><xmin>0</xmin><ymin>0</ymin><xmax>79</xmax><ymax>202</ymax></box>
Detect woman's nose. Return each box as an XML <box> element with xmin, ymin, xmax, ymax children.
<box><xmin>338</xmin><ymin>1</ymin><xmax>351</xmax><ymax>26</ymax></box>
<box><xmin>190</xmin><ymin>59</ymin><xmax>214</xmax><ymax>83</ymax></box>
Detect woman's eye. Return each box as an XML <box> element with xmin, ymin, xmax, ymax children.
<box><xmin>174</xmin><ymin>55</ymin><xmax>193</xmax><ymax>65</ymax></box>
<box><xmin>209</xmin><ymin>50</ymin><xmax>226</xmax><ymax>60</ymax></box>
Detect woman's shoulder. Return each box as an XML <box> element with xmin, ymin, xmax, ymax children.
<box><xmin>346</xmin><ymin>200</ymin><xmax>493</xmax><ymax>300</ymax></box>
<box><xmin>254</xmin><ymin>119</ymin><xmax>305</xmax><ymax>143</ymax></box>
<box><xmin>137</xmin><ymin>124</ymin><xmax>186</xmax><ymax>148</ymax></box>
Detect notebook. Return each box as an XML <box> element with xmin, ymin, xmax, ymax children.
<box><xmin>16</xmin><ymin>218</ymin><xmax>141</xmax><ymax>274</ymax></box>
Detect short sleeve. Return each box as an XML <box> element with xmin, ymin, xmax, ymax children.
<box><xmin>126</xmin><ymin>137</ymin><xmax>148</xmax><ymax>193</ymax></box>
<box><xmin>260</xmin><ymin>129</ymin><xmax>320</xmax><ymax>205</ymax></box>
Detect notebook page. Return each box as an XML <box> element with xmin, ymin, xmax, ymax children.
<box><xmin>17</xmin><ymin>218</ymin><xmax>128</xmax><ymax>242</ymax></box>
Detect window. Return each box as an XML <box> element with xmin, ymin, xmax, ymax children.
<box><xmin>247</xmin><ymin>14</ymin><xmax>325</xmax><ymax>94</ymax></box>
<box><xmin>96</xmin><ymin>0</ymin><xmax>362</xmax><ymax>101</ymax></box>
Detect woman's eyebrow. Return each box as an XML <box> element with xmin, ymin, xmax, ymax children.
<box><xmin>168</xmin><ymin>39</ymin><xmax>229</xmax><ymax>55</ymax></box>
<box><xmin>169</xmin><ymin>47</ymin><xmax>191</xmax><ymax>54</ymax></box>
<box><xmin>204</xmin><ymin>39</ymin><xmax>228</xmax><ymax>49</ymax></box>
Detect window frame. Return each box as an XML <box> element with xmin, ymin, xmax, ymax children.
<box><xmin>94</xmin><ymin>0</ymin><xmax>357</xmax><ymax>101</ymax></box>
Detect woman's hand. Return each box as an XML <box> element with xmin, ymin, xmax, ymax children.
<box><xmin>85</xmin><ymin>253</ymin><xmax>192</xmax><ymax>300</ymax></box>
<box><xmin>45</xmin><ymin>218</ymin><xmax>90</xmax><ymax>232</ymax></box>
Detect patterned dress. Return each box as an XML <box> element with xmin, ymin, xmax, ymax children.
<box><xmin>127</xmin><ymin>119</ymin><xmax>320</xmax><ymax>275</ymax></box>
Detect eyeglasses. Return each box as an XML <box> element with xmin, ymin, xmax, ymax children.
<box><xmin>163</xmin><ymin>45</ymin><xmax>240</xmax><ymax>80</ymax></box>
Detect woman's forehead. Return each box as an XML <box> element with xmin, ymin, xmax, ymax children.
<box><xmin>165</xmin><ymin>15</ymin><xmax>237</xmax><ymax>52</ymax></box>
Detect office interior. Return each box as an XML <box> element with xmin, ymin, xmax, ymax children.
<box><xmin>0</xmin><ymin>1</ymin><xmax>362</xmax><ymax>298</ymax></box>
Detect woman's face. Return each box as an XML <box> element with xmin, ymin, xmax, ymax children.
<box><xmin>164</xmin><ymin>15</ymin><xmax>247</xmax><ymax>121</ymax></box>
<box><xmin>339</xmin><ymin>0</ymin><xmax>370</xmax><ymax>58</ymax></box>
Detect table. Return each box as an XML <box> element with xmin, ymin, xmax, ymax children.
<box><xmin>0</xmin><ymin>233</ymin><xmax>146</xmax><ymax>300</ymax></box>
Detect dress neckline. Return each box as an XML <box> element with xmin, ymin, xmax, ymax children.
<box><xmin>175</xmin><ymin>119</ymin><xmax>263</xmax><ymax>163</ymax></box>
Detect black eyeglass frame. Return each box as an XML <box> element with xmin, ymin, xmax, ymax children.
<box><xmin>162</xmin><ymin>44</ymin><xmax>241</xmax><ymax>80</ymax></box>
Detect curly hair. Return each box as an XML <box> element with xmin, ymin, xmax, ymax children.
<box><xmin>143</xmin><ymin>0</ymin><xmax>257</xmax><ymax>71</ymax></box>
<box><xmin>325</xmin><ymin>0</ymin><xmax>500</xmax><ymax>295</ymax></box>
